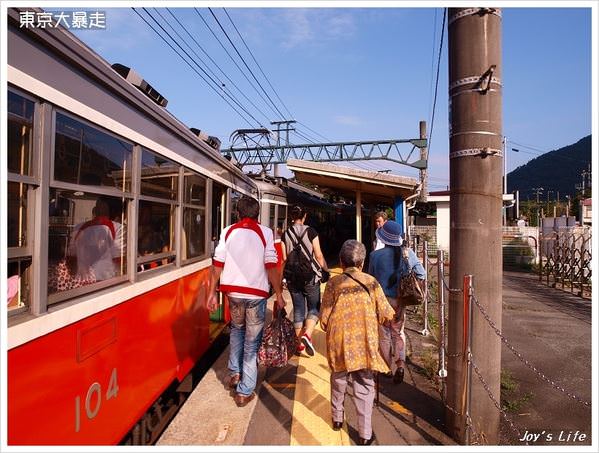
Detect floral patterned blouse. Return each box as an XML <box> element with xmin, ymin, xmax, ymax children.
<box><xmin>319</xmin><ymin>267</ymin><xmax>396</xmax><ymax>373</ymax></box>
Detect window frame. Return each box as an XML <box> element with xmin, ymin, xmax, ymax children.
<box><xmin>7</xmin><ymin>89</ymin><xmax>235</xmax><ymax>319</ymax></box>
<box><xmin>135</xmin><ymin>148</ymin><xmax>181</xmax><ymax>274</ymax></box>
<box><xmin>46</xmin><ymin>108</ymin><xmax>133</xmax><ymax>306</ymax></box>
<box><xmin>181</xmin><ymin>167</ymin><xmax>209</xmax><ymax>265</ymax></box>
<box><xmin>7</xmin><ymin>88</ymin><xmax>40</xmax><ymax>316</ymax></box>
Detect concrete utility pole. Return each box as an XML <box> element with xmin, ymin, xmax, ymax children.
<box><xmin>446</xmin><ymin>7</ymin><xmax>503</xmax><ymax>444</ymax></box>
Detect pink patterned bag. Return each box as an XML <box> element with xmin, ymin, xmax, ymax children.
<box><xmin>48</xmin><ymin>259</ymin><xmax>97</xmax><ymax>294</ymax></box>
<box><xmin>258</xmin><ymin>308</ymin><xmax>298</xmax><ymax>367</ymax></box>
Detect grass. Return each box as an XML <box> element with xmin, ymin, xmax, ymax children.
<box><xmin>501</xmin><ymin>369</ymin><xmax>534</xmax><ymax>413</ymax></box>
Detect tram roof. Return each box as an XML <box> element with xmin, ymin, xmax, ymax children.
<box><xmin>286</xmin><ymin>159</ymin><xmax>420</xmax><ymax>204</ymax></box>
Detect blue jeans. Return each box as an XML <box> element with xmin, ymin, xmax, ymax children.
<box><xmin>289</xmin><ymin>280</ymin><xmax>321</xmax><ymax>330</ymax></box>
<box><xmin>228</xmin><ymin>297</ymin><xmax>267</xmax><ymax>396</ymax></box>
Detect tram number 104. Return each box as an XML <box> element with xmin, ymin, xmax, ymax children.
<box><xmin>75</xmin><ymin>368</ymin><xmax>119</xmax><ymax>432</ymax></box>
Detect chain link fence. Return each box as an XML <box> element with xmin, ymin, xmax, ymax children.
<box><xmin>425</xmin><ymin>246</ymin><xmax>590</xmax><ymax>445</ymax></box>
<box><xmin>540</xmin><ymin>226</ymin><xmax>592</xmax><ymax>297</ymax></box>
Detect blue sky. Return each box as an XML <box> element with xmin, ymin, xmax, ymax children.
<box><xmin>58</xmin><ymin>4</ymin><xmax>593</xmax><ymax>191</ymax></box>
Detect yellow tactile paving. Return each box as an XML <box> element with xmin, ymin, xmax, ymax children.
<box><xmin>290</xmin><ymin>323</ymin><xmax>351</xmax><ymax>446</ymax></box>
<box><xmin>387</xmin><ymin>400</ymin><xmax>413</xmax><ymax>416</ymax></box>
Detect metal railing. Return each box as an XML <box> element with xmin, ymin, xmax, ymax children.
<box><xmin>433</xmin><ymin>267</ymin><xmax>591</xmax><ymax>445</ymax></box>
<box><xmin>539</xmin><ymin>227</ymin><xmax>592</xmax><ymax>296</ymax></box>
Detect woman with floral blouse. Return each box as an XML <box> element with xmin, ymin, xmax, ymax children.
<box><xmin>319</xmin><ymin>239</ymin><xmax>395</xmax><ymax>446</ymax></box>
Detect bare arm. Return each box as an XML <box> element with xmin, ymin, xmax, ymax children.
<box><xmin>206</xmin><ymin>266</ymin><xmax>223</xmax><ymax>311</ymax></box>
<box><xmin>311</xmin><ymin>236</ymin><xmax>328</xmax><ymax>271</ymax></box>
<box><xmin>266</xmin><ymin>266</ymin><xmax>285</xmax><ymax>310</ymax></box>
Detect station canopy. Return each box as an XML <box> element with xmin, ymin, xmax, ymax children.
<box><xmin>285</xmin><ymin>159</ymin><xmax>420</xmax><ymax>205</ymax></box>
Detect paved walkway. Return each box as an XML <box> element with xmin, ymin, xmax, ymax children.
<box><xmin>157</xmin><ymin>270</ymin><xmax>593</xmax><ymax>446</ymax></box>
<box><xmin>499</xmin><ymin>271</ymin><xmax>592</xmax><ymax>445</ymax></box>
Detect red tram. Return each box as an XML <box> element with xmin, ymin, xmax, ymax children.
<box><xmin>5</xmin><ymin>8</ymin><xmax>268</xmax><ymax>445</ymax></box>
<box><xmin>5</xmin><ymin>8</ymin><xmax>363</xmax><ymax>445</ymax></box>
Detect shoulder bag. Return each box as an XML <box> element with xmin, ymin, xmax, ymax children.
<box><xmin>397</xmin><ymin>248</ymin><xmax>425</xmax><ymax>306</ymax></box>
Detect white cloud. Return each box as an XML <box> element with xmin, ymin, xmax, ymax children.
<box><xmin>334</xmin><ymin>115</ymin><xmax>363</xmax><ymax>126</ymax></box>
<box><xmin>70</xmin><ymin>8</ymin><xmax>151</xmax><ymax>54</ymax></box>
<box><xmin>276</xmin><ymin>9</ymin><xmax>356</xmax><ymax>49</ymax></box>
<box><xmin>281</xmin><ymin>9</ymin><xmax>314</xmax><ymax>49</ymax></box>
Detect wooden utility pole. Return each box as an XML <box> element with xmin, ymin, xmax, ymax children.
<box><xmin>446</xmin><ymin>7</ymin><xmax>503</xmax><ymax>444</ymax></box>
<box><xmin>419</xmin><ymin>120</ymin><xmax>428</xmax><ymax>201</ymax></box>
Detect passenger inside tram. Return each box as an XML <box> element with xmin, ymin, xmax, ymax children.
<box><xmin>67</xmin><ymin>197</ymin><xmax>122</xmax><ymax>281</ymax></box>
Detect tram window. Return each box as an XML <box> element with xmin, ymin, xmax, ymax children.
<box><xmin>276</xmin><ymin>205</ymin><xmax>287</xmax><ymax>240</ymax></box>
<box><xmin>184</xmin><ymin>172</ymin><xmax>206</xmax><ymax>205</ymax></box>
<box><xmin>7</xmin><ymin>182</ymin><xmax>28</xmax><ymax>248</ymax></box>
<box><xmin>7</xmin><ymin>259</ymin><xmax>31</xmax><ymax>312</ymax></box>
<box><xmin>229</xmin><ymin>190</ymin><xmax>242</xmax><ymax>224</ymax></box>
<box><xmin>54</xmin><ymin>112</ymin><xmax>132</xmax><ymax>191</ymax></box>
<box><xmin>47</xmin><ymin>190</ymin><xmax>128</xmax><ymax>297</ymax></box>
<box><xmin>269</xmin><ymin>204</ymin><xmax>276</xmax><ymax>232</ymax></box>
<box><xmin>211</xmin><ymin>182</ymin><xmax>226</xmax><ymax>256</ymax></box>
<box><xmin>140</xmin><ymin>148</ymin><xmax>179</xmax><ymax>200</ymax></box>
<box><xmin>182</xmin><ymin>171</ymin><xmax>207</xmax><ymax>260</ymax></box>
<box><xmin>8</xmin><ymin>91</ymin><xmax>34</xmax><ymax>176</ymax></box>
<box><xmin>183</xmin><ymin>208</ymin><xmax>206</xmax><ymax>259</ymax></box>
<box><xmin>137</xmin><ymin>200</ymin><xmax>175</xmax><ymax>264</ymax></box>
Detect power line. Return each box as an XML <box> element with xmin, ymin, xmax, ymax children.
<box><xmin>149</xmin><ymin>8</ymin><xmax>265</xmax><ymax>127</ymax></box>
<box><xmin>428</xmin><ymin>8</ymin><xmax>446</xmax><ymax>153</ymax></box>
<box><xmin>131</xmin><ymin>8</ymin><xmax>255</xmax><ymax>127</ymax></box>
<box><xmin>218</xmin><ymin>9</ymin><xmax>341</xmax><ymax>151</ymax></box>
<box><xmin>427</xmin><ymin>8</ymin><xmax>439</xmax><ymax>127</ymax></box>
<box><xmin>165</xmin><ymin>8</ymin><xmax>273</xmax><ymax>125</ymax></box>
<box><xmin>208</xmin><ymin>7</ymin><xmax>287</xmax><ymax>120</ymax></box>
<box><xmin>293</xmin><ymin>130</ymin><xmax>317</xmax><ymax>144</ymax></box>
<box><xmin>297</xmin><ymin>121</ymin><xmax>333</xmax><ymax>142</ymax></box>
<box><xmin>223</xmin><ymin>8</ymin><xmax>294</xmax><ymax>119</ymax></box>
<box><xmin>140</xmin><ymin>8</ymin><xmax>262</xmax><ymax>126</ymax></box>
<box><xmin>510</xmin><ymin>139</ymin><xmax>589</xmax><ymax>164</ymax></box>
<box><xmin>194</xmin><ymin>8</ymin><xmax>281</xmax><ymax>120</ymax></box>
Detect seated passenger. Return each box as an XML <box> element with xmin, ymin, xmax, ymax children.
<box><xmin>67</xmin><ymin>197</ymin><xmax>121</xmax><ymax>281</ymax></box>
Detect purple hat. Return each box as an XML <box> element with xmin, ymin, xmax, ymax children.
<box><xmin>376</xmin><ymin>220</ymin><xmax>403</xmax><ymax>246</ymax></box>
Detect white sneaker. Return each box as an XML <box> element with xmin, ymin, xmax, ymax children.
<box><xmin>301</xmin><ymin>333</ymin><xmax>315</xmax><ymax>356</ymax></box>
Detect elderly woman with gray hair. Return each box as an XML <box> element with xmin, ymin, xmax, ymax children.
<box><xmin>319</xmin><ymin>239</ymin><xmax>395</xmax><ymax>446</ymax></box>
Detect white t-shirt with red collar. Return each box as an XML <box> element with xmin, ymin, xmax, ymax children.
<box><xmin>213</xmin><ymin>217</ymin><xmax>279</xmax><ymax>299</ymax></box>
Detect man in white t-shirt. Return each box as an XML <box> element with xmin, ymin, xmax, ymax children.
<box><xmin>207</xmin><ymin>196</ymin><xmax>285</xmax><ymax>407</ymax></box>
<box><xmin>68</xmin><ymin>197</ymin><xmax>121</xmax><ymax>281</ymax></box>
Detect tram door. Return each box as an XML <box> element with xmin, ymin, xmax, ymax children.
<box><xmin>209</xmin><ymin>182</ymin><xmax>227</xmax><ymax>326</ymax></box>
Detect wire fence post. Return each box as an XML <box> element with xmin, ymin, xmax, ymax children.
<box><xmin>461</xmin><ymin>274</ymin><xmax>474</xmax><ymax>445</ymax></box>
<box><xmin>437</xmin><ymin>250</ymin><xmax>447</xmax><ymax>399</ymax></box>
<box><xmin>421</xmin><ymin>241</ymin><xmax>430</xmax><ymax>336</ymax></box>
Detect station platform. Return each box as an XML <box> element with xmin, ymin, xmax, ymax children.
<box><xmin>157</xmin><ymin>270</ymin><xmax>593</xmax><ymax>447</ymax></box>
<box><xmin>157</xmin><ymin>271</ymin><xmax>455</xmax><ymax>447</ymax></box>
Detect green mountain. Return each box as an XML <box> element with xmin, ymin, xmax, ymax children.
<box><xmin>507</xmin><ymin>135</ymin><xmax>591</xmax><ymax>200</ymax></box>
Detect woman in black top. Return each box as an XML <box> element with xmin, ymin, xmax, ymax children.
<box><xmin>281</xmin><ymin>205</ymin><xmax>329</xmax><ymax>356</ymax></box>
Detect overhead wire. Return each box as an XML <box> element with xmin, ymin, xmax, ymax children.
<box><xmin>217</xmin><ymin>9</ymin><xmax>338</xmax><ymax>150</ymax></box>
<box><xmin>149</xmin><ymin>8</ymin><xmax>265</xmax><ymax>127</ymax></box>
<box><xmin>297</xmin><ymin>121</ymin><xmax>333</xmax><ymax>142</ymax></box>
<box><xmin>427</xmin><ymin>8</ymin><xmax>439</xmax><ymax>127</ymax></box>
<box><xmin>194</xmin><ymin>7</ymin><xmax>281</xmax><ymax>120</ymax></box>
<box><xmin>508</xmin><ymin>140</ymin><xmax>589</xmax><ymax>164</ymax></box>
<box><xmin>165</xmin><ymin>8</ymin><xmax>273</xmax><ymax>125</ymax></box>
<box><xmin>131</xmin><ymin>7</ymin><xmax>256</xmax><ymax>127</ymax></box>
<box><xmin>223</xmin><ymin>8</ymin><xmax>294</xmax><ymax>120</ymax></box>
<box><xmin>141</xmin><ymin>8</ymin><xmax>361</xmax><ymax>161</ymax></box>
<box><xmin>428</xmin><ymin>8</ymin><xmax>446</xmax><ymax>153</ymax></box>
<box><xmin>208</xmin><ymin>7</ymin><xmax>287</xmax><ymax>120</ymax></box>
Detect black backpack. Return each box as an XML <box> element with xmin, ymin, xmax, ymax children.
<box><xmin>283</xmin><ymin>227</ymin><xmax>314</xmax><ymax>288</ymax></box>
